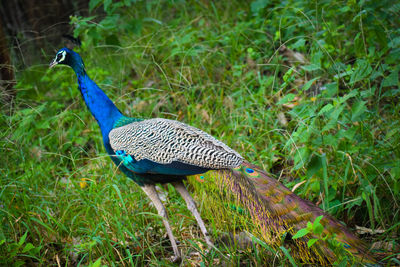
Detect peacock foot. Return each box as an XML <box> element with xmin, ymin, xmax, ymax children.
<box><xmin>170</xmin><ymin>254</ymin><xmax>181</xmax><ymax>263</ymax></box>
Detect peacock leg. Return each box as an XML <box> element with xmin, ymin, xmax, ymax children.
<box><xmin>172</xmin><ymin>181</ymin><xmax>214</xmax><ymax>248</ymax></box>
<box><xmin>141</xmin><ymin>184</ymin><xmax>181</xmax><ymax>262</ymax></box>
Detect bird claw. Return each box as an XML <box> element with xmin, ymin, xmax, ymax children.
<box><xmin>170</xmin><ymin>255</ymin><xmax>181</xmax><ymax>263</ymax></box>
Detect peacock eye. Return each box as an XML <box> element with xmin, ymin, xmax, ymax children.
<box><xmin>56</xmin><ymin>51</ymin><xmax>66</xmax><ymax>62</ymax></box>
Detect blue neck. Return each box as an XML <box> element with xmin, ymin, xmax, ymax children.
<box><xmin>75</xmin><ymin>71</ymin><xmax>122</xmax><ymax>140</ymax></box>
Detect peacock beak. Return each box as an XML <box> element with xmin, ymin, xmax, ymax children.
<box><xmin>49</xmin><ymin>60</ymin><xmax>58</xmax><ymax>68</ymax></box>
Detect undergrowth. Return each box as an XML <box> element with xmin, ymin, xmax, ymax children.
<box><xmin>1</xmin><ymin>0</ymin><xmax>399</xmax><ymax>265</ymax></box>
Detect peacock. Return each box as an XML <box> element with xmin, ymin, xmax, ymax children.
<box><xmin>49</xmin><ymin>37</ymin><xmax>376</xmax><ymax>265</ymax></box>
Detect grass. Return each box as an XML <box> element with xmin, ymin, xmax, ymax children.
<box><xmin>1</xmin><ymin>0</ymin><xmax>400</xmax><ymax>265</ymax></box>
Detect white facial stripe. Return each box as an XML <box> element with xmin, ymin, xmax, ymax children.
<box><xmin>58</xmin><ymin>51</ymin><xmax>66</xmax><ymax>62</ymax></box>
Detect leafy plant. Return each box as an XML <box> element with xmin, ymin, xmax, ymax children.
<box><xmin>0</xmin><ymin>232</ymin><xmax>42</xmax><ymax>266</ymax></box>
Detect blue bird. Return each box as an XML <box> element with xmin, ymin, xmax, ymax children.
<box><xmin>49</xmin><ymin>41</ymin><xmax>375</xmax><ymax>264</ymax></box>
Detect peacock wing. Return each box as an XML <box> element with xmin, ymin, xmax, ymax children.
<box><xmin>108</xmin><ymin>118</ymin><xmax>244</xmax><ymax>170</ymax></box>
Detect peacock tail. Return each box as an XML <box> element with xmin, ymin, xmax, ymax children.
<box><xmin>189</xmin><ymin>161</ymin><xmax>375</xmax><ymax>265</ymax></box>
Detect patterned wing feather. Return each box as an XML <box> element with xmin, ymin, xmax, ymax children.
<box><xmin>109</xmin><ymin>118</ymin><xmax>243</xmax><ymax>169</ymax></box>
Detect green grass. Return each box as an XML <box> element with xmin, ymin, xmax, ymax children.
<box><xmin>1</xmin><ymin>0</ymin><xmax>400</xmax><ymax>265</ymax></box>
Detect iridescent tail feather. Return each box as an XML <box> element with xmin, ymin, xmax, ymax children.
<box><xmin>207</xmin><ymin>161</ymin><xmax>376</xmax><ymax>265</ymax></box>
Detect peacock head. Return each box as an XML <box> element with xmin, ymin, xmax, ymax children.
<box><xmin>50</xmin><ymin>48</ymin><xmax>69</xmax><ymax>68</ymax></box>
<box><xmin>50</xmin><ymin>47</ymin><xmax>85</xmax><ymax>73</ymax></box>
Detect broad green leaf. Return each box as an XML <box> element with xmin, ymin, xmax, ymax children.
<box><xmin>318</xmin><ymin>103</ymin><xmax>333</xmax><ymax>116</ymax></box>
<box><xmin>37</xmin><ymin>120</ymin><xmax>50</xmax><ymax>129</ymax></box>
<box><xmin>18</xmin><ymin>232</ymin><xmax>28</xmax><ymax>247</ymax></box>
<box><xmin>277</xmin><ymin>93</ymin><xmax>295</xmax><ymax>105</ymax></box>
<box><xmin>351</xmin><ymin>100</ymin><xmax>367</xmax><ymax>121</ymax></box>
<box><xmin>382</xmin><ymin>88</ymin><xmax>400</xmax><ymax>97</ymax></box>
<box><xmin>334</xmin><ymin>70</ymin><xmax>352</xmax><ymax>79</ymax></box>
<box><xmin>291</xmin><ymin>38</ymin><xmax>306</xmax><ymax>49</ymax></box>
<box><xmin>87</xmin><ymin>28</ymin><xmax>101</xmax><ymax>44</ymax></box>
<box><xmin>301</xmin><ymin>64</ymin><xmax>320</xmax><ymax>72</ymax></box>
<box><xmin>323</xmin><ymin>82</ymin><xmax>338</xmax><ymax>97</ymax></box>
<box><xmin>338</xmin><ymin>90</ymin><xmax>358</xmax><ymax>103</ymax></box>
<box><xmin>22</xmin><ymin>243</ymin><xmax>35</xmax><ymax>253</ymax></box>
<box><xmin>313</xmin><ymin>224</ymin><xmax>324</xmax><ymax>235</ymax></box>
<box><xmin>283</xmin><ymin>68</ymin><xmax>295</xmax><ymax>82</ymax></box>
<box><xmin>388</xmin><ymin>36</ymin><xmax>400</xmax><ymax>48</ymax></box>
<box><xmin>292</xmin><ymin>228</ymin><xmax>309</xmax><ymax>239</ymax></box>
<box><xmin>307</xmin><ymin>238</ymin><xmax>318</xmax><ymax>248</ymax></box>
<box><xmin>314</xmin><ymin>215</ymin><xmax>324</xmax><ymax>225</ymax></box>
<box><xmin>250</xmin><ymin>0</ymin><xmax>270</xmax><ymax>15</ymax></box>
<box><xmin>293</xmin><ymin>146</ymin><xmax>310</xmax><ymax>170</ymax></box>
<box><xmin>339</xmin><ymin>127</ymin><xmax>356</xmax><ymax>140</ymax></box>
<box><xmin>100</xmin><ymin>15</ymin><xmax>120</xmax><ymax>29</ymax></box>
<box><xmin>89</xmin><ymin>0</ymin><xmax>102</xmax><ymax>12</ymax></box>
<box><xmin>382</xmin><ymin>71</ymin><xmax>399</xmax><ymax>87</ymax></box>
<box><xmin>350</xmin><ymin>59</ymin><xmax>372</xmax><ymax>84</ymax></box>
<box><xmin>301</xmin><ymin>77</ymin><xmax>319</xmax><ymax>92</ymax></box>
<box><xmin>306</xmin><ymin>155</ymin><xmax>323</xmax><ymax>178</ymax></box>
<box><xmin>92</xmin><ymin>258</ymin><xmax>102</xmax><ymax>267</ymax></box>
<box><xmin>104</xmin><ymin>0</ymin><xmax>112</xmax><ymax>12</ymax></box>
<box><xmin>127</xmin><ymin>18</ymin><xmax>143</xmax><ymax>35</ymax></box>
<box><xmin>311</xmin><ymin>51</ymin><xmax>323</xmax><ymax>67</ymax></box>
<box><xmin>311</xmin><ymin>181</ymin><xmax>320</xmax><ymax>193</ymax></box>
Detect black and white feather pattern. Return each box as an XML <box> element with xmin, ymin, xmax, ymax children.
<box><xmin>109</xmin><ymin>118</ymin><xmax>243</xmax><ymax>169</ymax></box>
